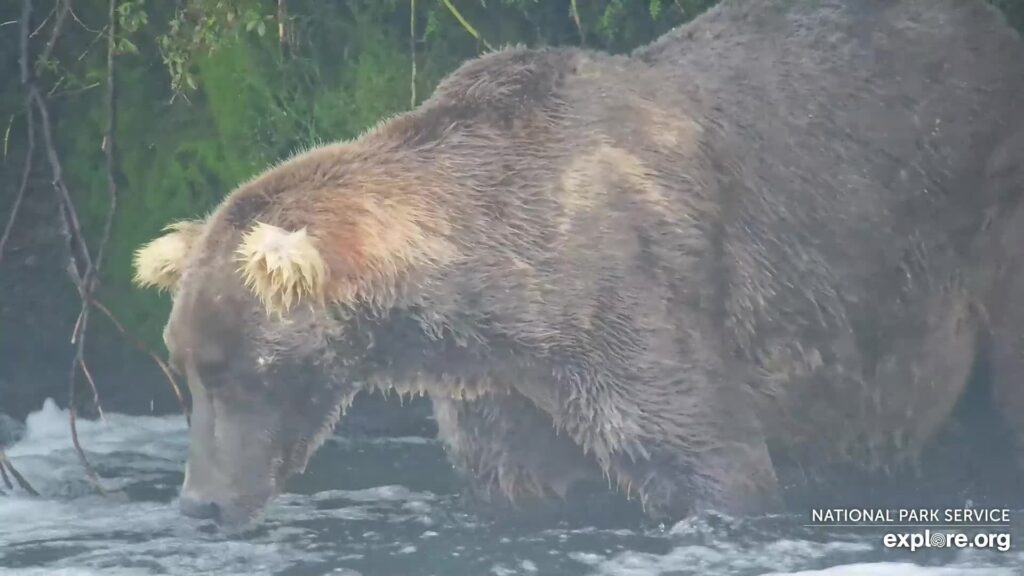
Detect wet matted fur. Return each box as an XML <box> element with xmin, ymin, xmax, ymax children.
<box><xmin>134</xmin><ymin>0</ymin><xmax>1024</xmax><ymax>525</ymax></box>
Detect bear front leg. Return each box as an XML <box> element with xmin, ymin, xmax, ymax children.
<box><xmin>988</xmin><ymin>274</ymin><xmax>1024</xmax><ymax>472</ymax></box>
<box><xmin>431</xmin><ymin>389</ymin><xmax>601</xmax><ymax>507</ymax></box>
<box><xmin>607</xmin><ymin>433</ymin><xmax>782</xmax><ymax>521</ymax></box>
<box><xmin>985</xmin><ymin>203</ymin><xmax>1024</xmax><ymax>474</ymax></box>
<box><xmin>516</xmin><ymin>368</ymin><xmax>782</xmax><ymax>521</ymax></box>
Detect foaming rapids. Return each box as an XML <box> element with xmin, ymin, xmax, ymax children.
<box><xmin>1</xmin><ymin>400</ymin><xmax>1022</xmax><ymax>575</ymax></box>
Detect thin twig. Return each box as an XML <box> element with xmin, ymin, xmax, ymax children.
<box><xmin>0</xmin><ymin>455</ymin><xmax>11</xmax><ymax>490</ymax></box>
<box><xmin>75</xmin><ymin>25</ymin><xmax>109</xmax><ymax>63</ymax></box>
<box><xmin>570</xmin><ymin>0</ymin><xmax>585</xmax><ymax>45</ymax></box>
<box><xmin>68</xmin><ymin>403</ymin><xmax>105</xmax><ymax>493</ymax></box>
<box><xmin>90</xmin><ymin>299</ymin><xmax>190</xmax><ymax>424</ymax></box>
<box><xmin>67</xmin><ymin>0</ymin><xmax>121</xmax><ymax>429</ymax></box>
<box><xmin>50</xmin><ymin>81</ymin><xmax>101</xmax><ymax>99</ymax></box>
<box><xmin>21</xmin><ymin>0</ymin><xmax>104</xmax><ymax>493</ymax></box>
<box><xmin>0</xmin><ymin>107</ymin><xmax>33</xmax><ymax>268</ymax></box>
<box><xmin>3</xmin><ymin>113</ymin><xmax>15</xmax><ymax>160</ymax></box>
<box><xmin>78</xmin><ymin>357</ymin><xmax>105</xmax><ymax>421</ymax></box>
<box><xmin>0</xmin><ymin>450</ymin><xmax>40</xmax><ymax>496</ymax></box>
<box><xmin>276</xmin><ymin>0</ymin><xmax>287</xmax><ymax>50</ymax></box>
<box><xmin>46</xmin><ymin>74</ymin><xmax>66</xmax><ymax>96</ymax></box>
<box><xmin>29</xmin><ymin>5</ymin><xmax>53</xmax><ymax>38</ymax></box>
<box><xmin>67</xmin><ymin>2</ymin><xmax>101</xmax><ymax>34</ymax></box>
<box><xmin>410</xmin><ymin>0</ymin><xmax>416</xmax><ymax>108</ymax></box>
<box><xmin>19</xmin><ymin>0</ymin><xmax>31</xmax><ymax>83</ymax></box>
<box><xmin>439</xmin><ymin>0</ymin><xmax>492</xmax><ymax>51</ymax></box>
<box><xmin>40</xmin><ymin>0</ymin><xmax>70</xmax><ymax>64</ymax></box>
<box><xmin>31</xmin><ymin>87</ymin><xmax>92</xmax><ymax>274</ymax></box>
<box><xmin>95</xmin><ymin>0</ymin><xmax>117</xmax><ymax>280</ymax></box>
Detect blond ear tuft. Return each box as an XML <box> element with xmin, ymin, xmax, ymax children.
<box><xmin>236</xmin><ymin>222</ymin><xmax>328</xmax><ymax>315</ymax></box>
<box><xmin>133</xmin><ymin>220</ymin><xmax>205</xmax><ymax>291</ymax></box>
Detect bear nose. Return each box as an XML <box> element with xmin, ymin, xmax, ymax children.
<box><xmin>179</xmin><ymin>496</ymin><xmax>222</xmax><ymax>522</ymax></box>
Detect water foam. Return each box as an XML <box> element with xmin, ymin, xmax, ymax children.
<box><xmin>2</xmin><ymin>400</ymin><xmax>1021</xmax><ymax>576</ymax></box>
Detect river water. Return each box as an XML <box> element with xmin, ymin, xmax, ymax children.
<box><xmin>0</xmin><ymin>399</ymin><xmax>1021</xmax><ymax>576</ymax></box>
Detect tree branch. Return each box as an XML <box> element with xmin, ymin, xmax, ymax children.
<box><xmin>94</xmin><ymin>0</ymin><xmax>117</xmax><ymax>287</ymax></box>
<box><xmin>0</xmin><ymin>454</ymin><xmax>11</xmax><ymax>490</ymax></box>
<box><xmin>31</xmin><ymin>87</ymin><xmax>91</xmax><ymax>276</ymax></box>
<box><xmin>0</xmin><ymin>449</ymin><xmax>39</xmax><ymax>496</ymax></box>
<box><xmin>410</xmin><ymin>0</ymin><xmax>416</xmax><ymax>108</ymax></box>
<box><xmin>21</xmin><ymin>0</ymin><xmax>105</xmax><ymax>494</ymax></box>
<box><xmin>0</xmin><ymin>106</ymin><xmax>33</xmax><ymax>267</ymax></box>
<box><xmin>40</xmin><ymin>0</ymin><xmax>70</xmax><ymax>64</ymax></box>
<box><xmin>570</xmin><ymin>0</ymin><xmax>585</xmax><ymax>45</ymax></box>
<box><xmin>276</xmin><ymin>0</ymin><xmax>288</xmax><ymax>50</ymax></box>
<box><xmin>440</xmin><ymin>0</ymin><xmax>492</xmax><ymax>52</ymax></box>
<box><xmin>90</xmin><ymin>299</ymin><xmax>190</xmax><ymax>424</ymax></box>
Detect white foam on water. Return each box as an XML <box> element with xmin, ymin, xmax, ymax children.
<box><xmin>574</xmin><ymin>538</ymin><xmax>1021</xmax><ymax>576</ymax></box>
<box><xmin>571</xmin><ymin>539</ymin><xmax>867</xmax><ymax>575</ymax></box>
<box><xmin>2</xmin><ymin>398</ymin><xmax>188</xmax><ymax>499</ymax></box>
<box><xmin>7</xmin><ymin>398</ymin><xmax>187</xmax><ymax>460</ymax></box>
<box><xmin>0</xmin><ymin>569</ymin><xmax>150</xmax><ymax>576</ymax></box>
<box><xmin>0</xmin><ymin>400</ymin><xmax>327</xmax><ymax>575</ymax></box>
<box><xmin>3</xmin><ymin>400</ymin><xmax>1022</xmax><ymax>576</ymax></box>
<box><xmin>763</xmin><ymin>562</ymin><xmax>1016</xmax><ymax>576</ymax></box>
<box><xmin>312</xmin><ymin>485</ymin><xmax>437</xmax><ymax>503</ymax></box>
<box><xmin>0</xmin><ymin>492</ymin><xmax>322</xmax><ymax>575</ymax></box>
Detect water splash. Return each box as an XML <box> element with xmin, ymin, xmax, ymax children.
<box><xmin>1</xmin><ymin>400</ymin><xmax>1022</xmax><ymax>575</ymax></box>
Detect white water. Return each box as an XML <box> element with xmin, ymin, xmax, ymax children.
<box><xmin>1</xmin><ymin>399</ymin><xmax>1021</xmax><ymax>575</ymax></box>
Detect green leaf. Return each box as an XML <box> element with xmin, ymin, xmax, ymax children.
<box><xmin>650</xmin><ymin>0</ymin><xmax>663</xmax><ymax>20</ymax></box>
<box><xmin>118</xmin><ymin>38</ymin><xmax>140</xmax><ymax>54</ymax></box>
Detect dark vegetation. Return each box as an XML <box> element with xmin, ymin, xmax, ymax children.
<box><xmin>0</xmin><ymin>0</ymin><xmax>1022</xmax><ymax>490</ymax></box>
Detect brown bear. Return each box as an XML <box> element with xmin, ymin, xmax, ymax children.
<box><xmin>133</xmin><ymin>0</ymin><xmax>1024</xmax><ymax>526</ymax></box>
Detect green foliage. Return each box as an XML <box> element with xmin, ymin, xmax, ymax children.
<box><xmin>156</xmin><ymin>0</ymin><xmax>272</xmax><ymax>93</ymax></box>
<box><xmin>116</xmin><ymin>0</ymin><xmax>148</xmax><ymax>54</ymax></box>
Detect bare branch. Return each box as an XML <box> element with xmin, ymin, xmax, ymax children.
<box><xmin>0</xmin><ymin>450</ymin><xmax>40</xmax><ymax>496</ymax></box>
<box><xmin>77</xmin><ymin>357</ymin><xmax>105</xmax><ymax>422</ymax></box>
<box><xmin>94</xmin><ymin>0</ymin><xmax>117</xmax><ymax>279</ymax></box>
<box><xmin>19</xmin><ymin>0</ymin><xmax>32</xmax><ymax>84</ymax></box>
<box><xmin>41</xmin><ymin>0</ymin><xmax>70</xmax><ymax>64</ymax></box>
<box><xmin>277</xmin><ymin>0</ymin><xmax>287</xmax><ymax>49</ymax></box>
<box><xmin>68</xmin><ymin>402</ymin><xmax>105</xmax><ymax>493</ymax></box>
<box><xmin>410</xmin><ymin>0</ymin><xmax>416</xmax><ymax>108</ymax></box>
<box><xmin>0</xmin><ymin>107</ymin><xmax>33</xmax><ymax>267</ymax></box>
<box><xmin>67</xmin><ymin>2</ymin><xmax>102</xmax><ymax>34</ymax></box>
<box><xmin>21</xmin><ymin>0</ymin><xmax>105</xmax><ymax>492</ymax></box>
<box><xmin>31</xmin><ymin>86</ymin><xmax>92</xmax><ymax>274</ymax></box>
<box><xmin>75</xmin><ymin>25</ymin><xmax>109</xmax><ymax>63</ymax></box>
<box><xmin>570</xmin><ymin>0</ymin><xmax>585</xmax><ymax>45</ymax></box>
<box><xmin>29</xmin><ymin>5</ymin><xmax>53</xmax><ymax>39</ymax></box>
<box><xmin>440</xmin><ymin>0</ymin><xmax>493</xmax><ymax>52</ymax></box>
<box><xmin>0</xmin><ymin>454</ymin><xmax>11</xmax><ymax>490</ymax></box>
<box><xmin>91</xmin><ymin>299</ymin><xmax>190</xmax><ymax>424</ymax></box>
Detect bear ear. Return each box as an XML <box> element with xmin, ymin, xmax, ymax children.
<box><xmin>236</xmin><ymin>222</ymin><xmax>328</xmax><ymax>315</ymax></box>
<box><xmin>133</xmin><ymin>220</ymin><xmax>205</xmax><ymax>292</ymax></box>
